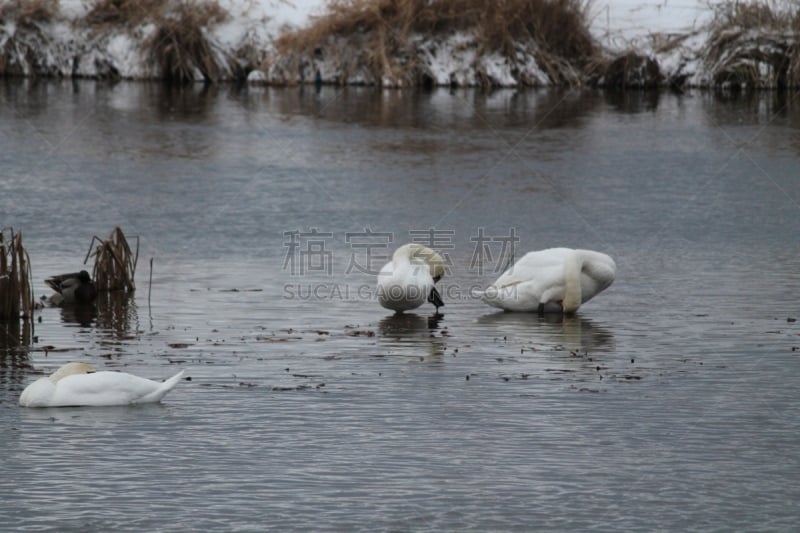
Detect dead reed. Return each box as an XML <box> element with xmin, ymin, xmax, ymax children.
<box><xmin>0</xmin><ymin>0</ymin><xmax>59</xmax><ymax>26</ymax></box>
<box><xmin>84</xmin><ymin>227</ymin><xmax>138</xmax><ymax>292</ymax></box>
<box><xmin>274</xmin><ymin>0</ymin><xmax>596</xmax><ymax>86</ymax></box>
<box><xmin>84</xmin><ymin>0</ymin><xmax>168</xmax><ymax>28</ymax></box>
<box><xmin>144</xmin><ymin>0</ymin><xmax>231</xmax><ymax>83</ymax></box>
<box><xmin>599</xmin><ymin>52</ymin><xmax>662</xmax><ymax>89</ymax></box>
<box><xmin>706</xmin><ymin>0</ymin><xmax>800</xmax><ymax>89</ymax></box>
<box><xmin>0</xmin><ymin>228</ymin><xmax>34</xmax><ymax>322</ymax></box>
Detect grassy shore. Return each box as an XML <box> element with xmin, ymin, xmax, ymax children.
<box><xmin>0</xmin><ymin>0</ymin><xmax>799</xmax><ymax>89</ymax></box>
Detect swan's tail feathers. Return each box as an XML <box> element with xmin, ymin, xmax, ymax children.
<box><xmin>428</xmin><ymin>287</ymin><xmax>444</xmax><ymax>311</ymax></box>
<box><xmin>141</xmin><ymin>370</ymin><xmax>185</xmax><ymax>403</ymax></box>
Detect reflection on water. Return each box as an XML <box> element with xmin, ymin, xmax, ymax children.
<box><xmin>477</xmin><ymin>311</ymin><xmax>616</xmax><ymax>353</ymax></box>
<box><xmin>95</xmin><ymin>291</ymin><xmax>138</xmax><ymax>339</ymax></box>
<box><xmin>378</xmin><ymin>312</ymin><xmax>443</xmax><ymax>336</ymax></box>
<box><xmin>2</xmin><ymin>82</ymin><xmax>800</xmax><ymax>531</ymax></box>
<box><xmin>52</xmin><ymin>291</ymin><xmax>137</xmax><ymax>335</ymax></box>
<box><xmin>377</xmin><ymin>312</ymin><xmax>447</xmax><ymax>360</ymax></box>
<box><xmin>0</xmin><ymin>321</ymin><xmax>34</xmax><ymax>388</ymax></box>
<box><xmin>18</xmin><ymin>402</ymin><xmax>171</xmax><ymax>427</ymax></box>
<box><xmin>0</xmin><ymin>320</ymin><xmax>34</xmax><ymax>355</ymax></box>
<box><xmin>58</xmin><ymin>302</ymin><xmax>96</xmax><ymax>327</ymax></box>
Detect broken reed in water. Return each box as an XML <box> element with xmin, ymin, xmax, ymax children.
<box><xmin>0</xmin><ymin>228</ymin><xmax>34</xmax><ymax>321</ymax></box>
<box><xmin>84</xmin><ymin>226</ymin><xmax>139</xmax><ymax>292</ymax></box>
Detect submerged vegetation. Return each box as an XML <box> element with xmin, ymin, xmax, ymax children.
<box><xmin>0</xmin><ymin>0</ymin><xmax>799</xmax><ymax>88</ymax></box>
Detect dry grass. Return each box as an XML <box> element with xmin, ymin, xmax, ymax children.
<box><xmin>144</xmin><ymin>0</ymin><xmax>231</xmax><ymax>83</ymax></box>
<box><xmin>84</xmin><ymin>0</ymin><xmax>168</xmax><ymax>28</ymax></box>
<box><xmin>0</xmin><ymin>0</ymin><xmax>60</xmax><ymax>77</ymax></box>
<box><xmin>713</xmin><ymin>0</ymin><xmax>799</xmax><ymax>32</ymax></box>
<box><xmin>84</xmin><ymin>227</ymin><xmax>138</xmax><ymax>292</ymax></box>
<box><xmin>599</xmin><ymin>51</ymin><xmax>662</xmax><ymax>89</ymax></box>
<box><xmin>0</xmin><ymin>228</ymin><xmax>34</xmax><ymax>322</ymax></box>
<box><xmin>706</xmin><ymin>0</ymin><xmax>800</xmax><ymax>89</ymax></box>
<box><xmin>84</xmin><ymin>0</ymin><xmax>233</xmax><ymax>82</ymax></box>
<box><xmin>0</xmin><ymin>0</ymin><xmax>59</xmax><ymax>25</ymax></box>
<box><xmin>274</xmin><ymin>0</ymin><xmax>596</xmax><ymax>86</ymax></box>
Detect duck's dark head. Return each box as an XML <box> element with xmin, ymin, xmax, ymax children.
<box><xmin>78</xmin><ymin>270</ymin><xmax>92</xmax><ymax>283</ymax></box>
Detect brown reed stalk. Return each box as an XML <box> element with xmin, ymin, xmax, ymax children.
<box><xmin>84</xmin><ymin>227</ymin><xmax>138</xmax><ymax>292</ymax></box>
<box><xmin>0</xmin><ymin>228</ymin><xmax>34</xmax><ymax>322</ymax></box>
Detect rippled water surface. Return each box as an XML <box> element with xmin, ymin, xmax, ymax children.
<box><xmin>1</xmin><ymin>81</ymin><xmax>799</xmax><ymax>531</ymax></box>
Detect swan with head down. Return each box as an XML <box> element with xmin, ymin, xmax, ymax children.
<box><xmin>480</xmin><ymin>248</ymin><xmax>615</xmax><ymax>314</ymax></box>
<box><xmin>19</xmin><ymin>362</ymin><xmax>185</xmax><ymax>408</ymax></box>
<box><xmin>377</xmin><ymin>243</ymin><xmax>445</xmax><ymax>313</ymax></box>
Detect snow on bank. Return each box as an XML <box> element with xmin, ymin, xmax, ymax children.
<box><xmin>0</xmin><ymin>0</ymin><xmax>295</xmax><ymax>79</ymax></box>
<box><xmin>0</xmin><ymin>0</ymin><xmax>797</xmax><ymax>88</ymax></box>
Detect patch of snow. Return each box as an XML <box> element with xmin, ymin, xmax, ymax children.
<box><xmin>2</xmin><ymin>0</ymin><xmax>798</xmax><ymax>89</ymax></box>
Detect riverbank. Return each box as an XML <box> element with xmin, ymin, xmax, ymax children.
<box><xmin>1</xmin><ymin>0</ymin><xmax>798</xmax><ymax>89</ymax></box>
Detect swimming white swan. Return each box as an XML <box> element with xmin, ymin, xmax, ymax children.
<box><xmin>377</xmin><ymin>243</ymin><xmax>445</xmax><ymax>313</ymax></box>
<box><xmin>19</xmin><ymin>362</ymin><xmax>185</xmax><ymax>407</ymax></box>
<box><xmin>480</xmin><ymin>248</ymin><xmax>615</xmax><ymax>314</ymax></box>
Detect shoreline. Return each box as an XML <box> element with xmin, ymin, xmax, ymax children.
<box><xmin>1</xmin><ymin>1</ymin><xmax>798</xmax><ymax>90</ymax></box>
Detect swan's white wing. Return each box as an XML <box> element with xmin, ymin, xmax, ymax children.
<box><xmin>492</xmin><ymin>248</ymin><xmax>574</xmax><ymax>288</ymax></box>
<box><xmin>377</xmin><ymin>259</ymin><xmax>433</xmax><ymax>311</ymax></box>
<box><xmin>49</xmin><ymin>371</ymin><xmax>182</xmax><ymax>407</ymax></box>
<box><xmin>576</xmin><ymin>252</ymin><xmax>616</xmax><ymax>303</ymax></box>
<box><xmin>19</xmin><ymin>378</ymin><xmax>56</xmax><ymax>407</ymax></box>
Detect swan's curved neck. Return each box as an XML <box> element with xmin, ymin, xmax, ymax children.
<box><xmin>49</xmin><ymin>362</ymin><xmax>96</xmax><ymax>383</ymax></box>
<box><xmin>562</xmin><ymin>251</ymin><xmax>584</xmax><ymax>314</ymax></box>
<box><xmin>393</xmin><ymin>244</ymin><xmax>444</xmax><ymax>281</ymax></box>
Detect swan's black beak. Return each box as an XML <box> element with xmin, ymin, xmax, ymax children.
<box><xmin>428</xmin><ymin>286</ymin><xmax>444</xmax><ymax>311</ymax></box>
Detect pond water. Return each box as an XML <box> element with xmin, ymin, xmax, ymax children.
<box><xmin>1</xmin><ymin>80</ymin><xmax>799</xmax><ymax>531</ymax></box>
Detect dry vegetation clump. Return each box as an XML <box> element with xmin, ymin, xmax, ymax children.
<box><xmin>0</xmin><ymin>228</ymin><xmax>34</xmax><ymax>322</ymax></box>
<box><xmin>597</xmin><ymin>51</ymin><xmax>662</xmax><ymax>89</ymax></box>
<box><xmin>0</xmin><ymin>0</ymin><xmax>61</xmax><ymax>77</ymax></box>
<box><xmin>84</xmin><ymin>227</ymin><xmax>138</xmax><ymax>292</ymax></box>
<box><xmin>144</xmin><ymin>0</ymin><xmax>231</xmax><ymax>83</ymax></box>
<box><xmin>273</xmin><ymin>0</ymin><xmax>596</xmax><ymax>87</ymax></box>
<box><xmin>705</xmin><ymin>0</ymin><xmax>800</xmax><ymax>89</ymax></box>
<box><xmin>84</xmin><ymin>0</ymin><xmax>168</xmax><ymax>28</ymax></box>
<box><xmin>0</xmin><ymin>0</ymin><xmax>59</xmax><ymax>26</ymax></box>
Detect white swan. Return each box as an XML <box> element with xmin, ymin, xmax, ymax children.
<box><xmin>377</xmin><ymin>243</ymin><xmax>445</xmax><ymax>313</ymax></box>
<box><xmin>19</xmin><ymin>362</ymin><xmax>185</xmax><ymax>407</ymax></box>
<box><xmin>480</xmin><ymin>248</ymin><xmax>615</xmax><ymax>314</ymax></box>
